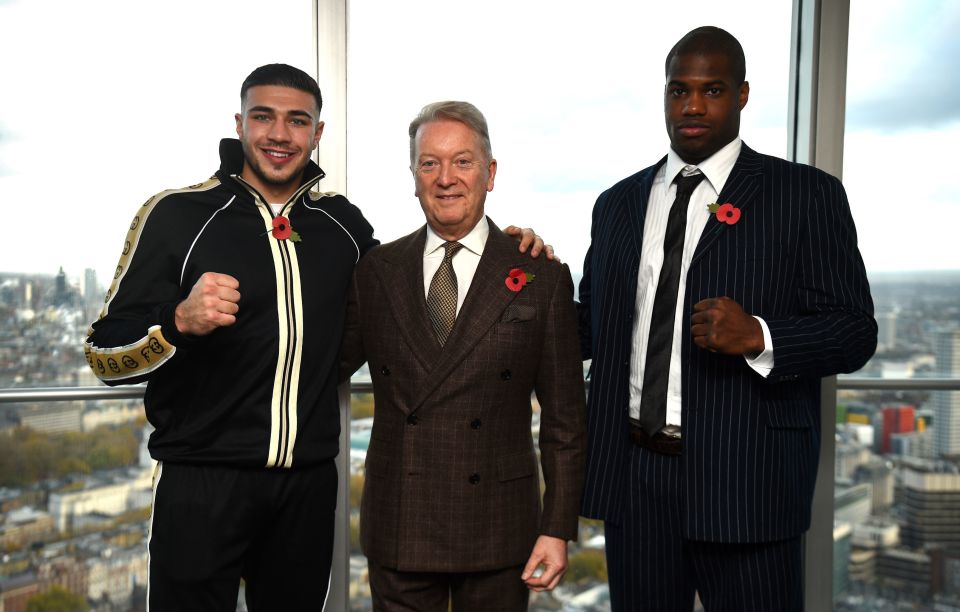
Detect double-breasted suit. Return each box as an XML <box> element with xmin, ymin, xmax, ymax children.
<box><xmin>578</xmin><ymin>144</ymin><xmax>877</xmax><ymax>542</ymax></box>
<box><xmin>341</xmin><ymin>218</ymin><xmax>586</xmax><ymax>573</ymax></box>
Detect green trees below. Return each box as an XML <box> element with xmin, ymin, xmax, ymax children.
<box><xmin>0</xmin><ymin>424</ymin><xmax>140</xmax><ymax>487</ymax></box>
<box><xmin>25</xmin><ymin>587</ymin><xmax>89</xmax><ymax>612</ymax></box>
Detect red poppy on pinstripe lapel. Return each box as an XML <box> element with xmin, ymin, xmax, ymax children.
<box><xmin>505</xmin><ymin>268</ymin><xmax>535</xmax><ymax>292</ymax></box>
<box><xmin>707</xmin><ymin>202</ymin><xmax>741</xmax><ymax>225</ymax></box>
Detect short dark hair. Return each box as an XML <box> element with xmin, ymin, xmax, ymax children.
<box><xmin>240</xmin><ymin>64</ymin><xmax>323</xmax><ymax>115</ymax></box>
<box><xmin>665</xmin><ymin>26</ymin><xmax>746</xmax><ymax>84</ymax></box>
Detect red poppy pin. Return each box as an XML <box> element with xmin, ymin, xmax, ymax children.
<box><xmin>271</xmin><ymin>216</ymin><xmax>302</xmax><ymax>242</ymax></box>
<box><xmin>505</xmin><ymin>268</ymin><xmax>535</xmax><ymax>292</ymax></box>
<box><xmin>707</xmin><ymin>202</ymin><xmax>741</xmax><ymax>225</ymax></box>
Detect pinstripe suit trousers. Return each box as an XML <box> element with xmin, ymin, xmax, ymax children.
<box><xmin>604</xmin><ymin>444</ymin><xmax>803</xmax><ymax>611</ymax></box>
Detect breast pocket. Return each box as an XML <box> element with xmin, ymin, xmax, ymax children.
<box><xmin>501</xmin><ymin>304</ymin><xmax>537</xmax><ymax>323</ymax></box>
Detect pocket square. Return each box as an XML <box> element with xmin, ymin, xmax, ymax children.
<box><xmin>501</xmin><ymin>304</ymin><xmax>536</xmax><ymax>323</ymax></box>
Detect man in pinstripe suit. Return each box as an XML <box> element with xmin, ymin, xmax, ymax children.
<box><xmin>578</xmin><ymin>27</ymin><xmax>877</xmax><ymax>610</ymax></box>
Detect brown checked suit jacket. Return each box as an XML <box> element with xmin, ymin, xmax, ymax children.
<box><xmin>340</xmin><ymin>218</ymin><xmax>586</xmax><ymax>573</ymax></box>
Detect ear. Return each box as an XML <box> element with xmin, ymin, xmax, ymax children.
<box><xmin>486</xmin><ymin>158</ymin><xmax>497</xmax><ymax>192</ymax></box>
<box><xmin>235</xmin><ymin>113</ymin><xmax>244</xmax><ymax>138</ymax></box>
<box><xmin>313</xmin><ymin>120</ymin><xmax>325</xmax><ymax>150</ymax></box>
<box><xmin>739</xmin><ymin>81</ymin><xmax>750</xmax><ymax>110</ymax></box>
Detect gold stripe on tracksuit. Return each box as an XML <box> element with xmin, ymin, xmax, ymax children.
<box><xmin>85</xmin><ymin>325</ymin><xmax>176</xmax><ymax>381</ymax></box>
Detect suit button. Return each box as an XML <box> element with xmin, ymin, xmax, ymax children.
<box><xmin>380</xmin><ymin>365</ymin><xmax>391</xmax><ymax>376</ymax></box>
<box><xmin>470</xmin><ymin>419</ymin><xmax>482</xmax><ymax>430</ymax></box>
<box><xmin>468</xmin><ymin>473</ymin><xmax>481</xmax><ymax>485</ymax></box>
<box><xmin>500</xmin><ymin>369</ymin><xmax>512</xmax><ymax>381</ymax></box>
<box><xmin>406</xmin><ymin>414</ymin><xmax>419</xmax><ymax>425</ymax></box>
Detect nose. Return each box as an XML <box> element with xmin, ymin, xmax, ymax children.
<box><xmin>267</xmin><ymin>118</ymin><xmax>291</xmax><ymax>143</ymax></box>
<box><xmin>437</xmin><ymin>162</ymin><xmax>457</xmax><ymax>186</ymax></box>
<box><xmin>684</xmin><ymin>92</ymin><xmax>705</xmax><ymax>115</ymax></box>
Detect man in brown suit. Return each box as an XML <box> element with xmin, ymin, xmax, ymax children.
<box><xmin>340</xmin><ymin>101</ymin><xmax>587</xmax><ymax>611</ymax></box>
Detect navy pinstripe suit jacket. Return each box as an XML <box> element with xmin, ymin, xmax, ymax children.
<box><xmin>578</xmin><ymin>144</ymin><xmax>877</xmax><ymax>543</ymax></box>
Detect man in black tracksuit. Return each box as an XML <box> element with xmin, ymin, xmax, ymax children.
<box><xmin>86</xmin><ymin>64</ymin><xmax>376</xmax><ymax>610</ymax></box>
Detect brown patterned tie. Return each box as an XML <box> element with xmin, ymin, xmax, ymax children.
<box><xmin>426</xmin><ymin>241</ymin><xmax>464</xmax><ymax>346</ymax></box>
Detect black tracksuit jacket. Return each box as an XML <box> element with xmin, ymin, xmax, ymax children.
<box><xmin>85</xmin><ymin>139</ymin><xmax>377</xmax><ymax>469</ymax></box>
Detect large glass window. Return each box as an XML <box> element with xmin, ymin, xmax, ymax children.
<box><xmin>833</xmin><ymin>2</ymin><xmax>960</xmax><ymax>609</ymax></box>
<box><xmin>346</xmin><ymin>3</ymin><xmax>792</xmax><ymax>609</ymax></box>
<box><xmin>346</xmin><ymin>2</ymin><xmax>792</xmax><ymax>272</ymax></box>
<box><xmin>0</xmin><ymin>1</ymin><xmax>312</xmax><ymax>609</ymax></box>
<box><xmin>0</xmin><ymin>0</ymin><xmax>313</xmax><ymax>297</ymax></box>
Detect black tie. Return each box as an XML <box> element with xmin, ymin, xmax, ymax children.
<box><xmin>636</xmin><ymin>171</ymin><xmax>706</xmax><ymax>436</ymax></box>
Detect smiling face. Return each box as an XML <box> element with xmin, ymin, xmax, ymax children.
<box><xmin>235</xmin><ymin>85</ymin><xmax>324</xmax><ymax>203</ymax></box>
<box><xmin>412</xmin><ymin>119</ymin><xmax>496</xmax><ymax>240</ymax></box>
<box><xmin>664</xmin><ymin>51</ymin><xmax>749</xmax><ymax>165</ymax></box>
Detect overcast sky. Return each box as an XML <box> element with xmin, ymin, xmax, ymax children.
<box><xmin>0</xmin><ymin>0</ymin><xmax>957</xmax><ymax>287</ymax></box>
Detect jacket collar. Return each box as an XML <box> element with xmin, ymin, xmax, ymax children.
<box><xmin>215</xmin><ymin>138</ymin><xmax>327</xmax><ymax>206</ymax></box>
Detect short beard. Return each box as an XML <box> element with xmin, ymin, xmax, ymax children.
<box><xmin>240</xmin><ymin>140</ymin><xmax>311</xmax><ymax>191</ymax></box>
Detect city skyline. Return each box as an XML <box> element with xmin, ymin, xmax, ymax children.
<box><xmin>4</xmin><ymin>266</ymin><xmax>960</xmax><ymax>609</ymax></box>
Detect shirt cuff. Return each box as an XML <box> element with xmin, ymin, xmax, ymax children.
<box><xmin>744</xmin><ymin>316</ymin><xmax>774</xmax><ymax>377</ymax></box>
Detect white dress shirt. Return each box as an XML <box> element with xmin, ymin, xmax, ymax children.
<box><xmin>422</xmin><ymin>217</ymin><xmax>489</xmax><ymax>314</ymax></box>
<box><xmin>628</xmin><ymin>138</ymin><xmax>774</xmax><ymax>428</ymax></box>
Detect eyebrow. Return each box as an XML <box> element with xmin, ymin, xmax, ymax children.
<box><xmin>419</xmin><ymin>149</ymin><xmax>476</xmax><ymax>159</ymax></box>
<box><xmin>247</xmin><ymin>105</ymin><xmax>315</xmax><ymax>120</ymax></box>
<box><xmin>668</xmin><ymin>79</ymin><xmax>729</xmax><ymax>88</ymax></box>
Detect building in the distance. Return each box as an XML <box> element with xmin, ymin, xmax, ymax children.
<box><xmin>836</xmin><ymin>443</ymin><xmax>873</xmax><ymax>480</ymax></box>
<box><xmin>86</xmin><ymin>544</ymin><xmax>148</xmax><ymax>607</ymax></box>
<box><xmin>82</xmin><ymin>268</ymin><xmax>99</xmax><ymax>305</ymax></box>
<box><xmin>15</xmin><ymin>403</ymin><xmax>83</xmax><ymax>434</ymax></box>
<box><xmin>47</xmin><ymin>468</ymin><xmax>153</xmax><ymax>534</ymax></box>
<box><xmin>0</xmin><ymin>571</ymin><xmax>40</xmax><ymax>612</ymax></box>
<box><xmin>0</xmin><ymin>506</ymin><xmax>55</xmax><ymax>550</ymax></box>
<box><xmin>881</xmin><ymin>404</ymin><xmax>915</xmax><ymax>455</ymax></box>
<box><xmin>876</xmin><ymin>310</ymin><xmax>898</xmax><ymax>351</ymax></box>
<box><xmin>836</xmin><ymin>483</ymin><xmax>873</xmax><ymax>526</ymax></box>
<box><xmin>934</xmin><ymin>330</ymin><xmax>960</xmax><ymax>458</ymax></box>
<box><xmin>892</xmin><ymin>428</ymin><xmax>937</xmax><ymax>460</ymax></box>
<box><xmin>834</xmin><ymin>522</ymin><xmax>853</xmax><ymax>600</ymax></box>
<box><xmin>900</xmin><ymin>467</ymin><xmax>960</xmax><ymax>550</ymax></box>
<box><xmin>876</xmin><ymin>548</ymin><xmax>934</xmax><ymax>599</ymax></box>
<box><xmin>852</xmin><ymin>518</ymin><xmax>900</xmax><ymax>549</ymax></box>
<box><xmin>854</xmin><ymin>460</ymin><xmax>895</xmax><ymax>514</ymax></box>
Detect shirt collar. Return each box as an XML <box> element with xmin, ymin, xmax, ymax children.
<box><xmin>424</xmin><ymin>216</ymin><xmax>489</xmax><ymax>257</ymax></box>
<box><xmin>665</xmin><ymin>137</ymin><xmax>742</xmax><ymax>195</ymax></box>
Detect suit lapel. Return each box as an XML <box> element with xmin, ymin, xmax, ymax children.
<box><xmin>375</xmin><ymin>227</ymin><xmax>439</xmax><ymax>372</ymax></box>
<box><xmin>691</xmin><ymin>144</ymin><xmax>763</xmax><ymax>264</ymax></box>
<box><xmin>411</xmin><ymin>219</ymin><xmax>522</xmax><ymax>409</ymax></box>
<box><xmin>626</xmin><ymin>157</ymin><xmax>667</xmax><ymax>258</ymax></box>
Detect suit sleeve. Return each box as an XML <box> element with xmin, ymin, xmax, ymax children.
<box><xmin>577</xmin><ymin>191</ymin><xmax>606</xmax><ymax>362</ymax></box>
<box><xmin>764</xmin><ymin>173</ymin><xmax>877</xmax><ymax>380</ymax></box>
<box><xmin>534</xmin><ymin>263</ymin><xmax>587</xmax><ymax>541</ymax></box>
<box><xmin>577</xmin><ymin>246</ymin><xmax>594</xmax><ymax>361</ymax></box>
<box><xmin>84</xmin><ymin>197</ymin><xmax>198</xmax><ymax>386</ymax></box>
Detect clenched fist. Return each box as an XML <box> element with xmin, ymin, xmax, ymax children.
<box><xmin>175</xmin><ymin>272</ymin><xmax>241</xmax><ymax>336</ymax></box>
<box><xmin>690</xmin><ymin>296</ymin><xmax>764</xmax><ymax>356</ymax></box>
